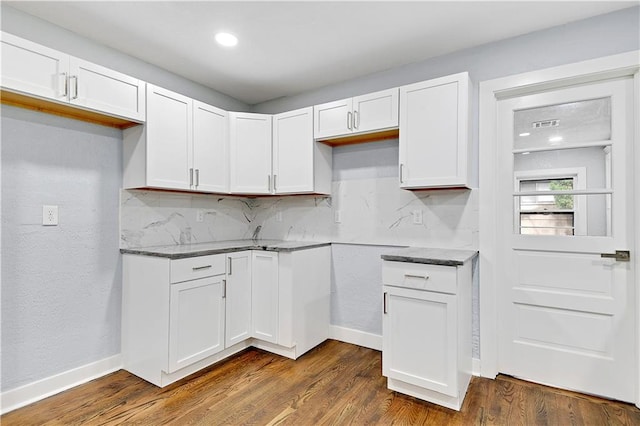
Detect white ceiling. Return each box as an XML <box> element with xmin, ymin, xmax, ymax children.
<box><xmin>6</xmin><ymin>1</ymin><xmax>636</xmax><ymax>105</ymax></box>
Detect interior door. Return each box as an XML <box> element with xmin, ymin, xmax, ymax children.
<box><xmin>496</xmin><ymin>78</ymin><xmax>635</xmax><ymax>402</ymax></box>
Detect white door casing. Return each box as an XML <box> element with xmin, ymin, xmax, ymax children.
<box><xmin>479</xmin><ymin>51</ymin><xmax>639</xmax><ymax>406</ymax></box>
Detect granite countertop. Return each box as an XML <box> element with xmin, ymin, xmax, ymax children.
<box><xmin>120</xmin><ymin>240</ymin><xmax>331</xmax><ymax>259</ymax></box>
<box><xmin>381</xmin><ymin>247</ymin><xmax>478</xmax><ymax>266</ymax></box>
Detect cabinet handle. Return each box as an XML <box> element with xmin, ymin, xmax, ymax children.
<box><xmin>383</xmin><ymin>292</ymin><xmax>388</xmax><ymax>314</ymax></box>
<box><xmin>268</xmin><ymin>175</ymin><xmax>272</xmax><ymax>192</ymax></box>
<box><xmin>189</xmin><ymin>168</ymin><xmax>194</xmax><ymax>186</ymax></box>
<box><xmin>399</xmin><ymin>163</ymin><xmax>405</xmax><ymax>184</ymax></box>
<box><xmin>347</xmin><ymin>111</ymin><xmax>352</xmax><ymax>130</ymax></box>
<box><xmin>192</xmin><ymin>265</ymin><xmax>212</xmax><ymax>271</ymax></box>
<box><xmin>70</xmin><ymin>75</ymin><xmax>79</xmax><ymax>100</ymax></box>
<box><xmin>404</xmin><ymin>273</ymin><xmax>429</xmax><ymax>280</ymax></box>
<box><xmin>222</xmin><ymin>279</ymin><xmax>227</xmax><ymax>298</ymax></box>
<box><xmin>195</xmin><ymin>169</ymin><xmax>200</xmax><ymax>187</ymax></box>
<box><xmin>354</xmin><ymin>110</ymin><xmax>359</xmax><ymax>129</ymax></box>
<box><xmin>228</xmin><ymin>257</ymin><xmax>232</xmax><ymax>275</ymax></box>
<box><xmin>60</xmin><ymin>73</ymin><xmax>68</xmax><ymax>98</ymax></box>
<box><xmin>273</xmin><ymin>174</ymin><xmax>277</xmax><ymax>192</ymax></box>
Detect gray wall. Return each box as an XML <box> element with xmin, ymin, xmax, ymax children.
<box><xmin>0</xmin><ymin>5</ymin><xmax>249</xmax><ymax>112</ymax></box>
<box><xmin>1</xmin><ymin>106</ymin><xmax>123</xmax><ymax>391</ymax></box>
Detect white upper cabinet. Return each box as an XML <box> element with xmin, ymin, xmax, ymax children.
<box><xmin>68</xmin><ymin>57</ymin><xmax>145</xmax><ymax>121</ymax></box>
<box><xmin>193</xmin><ymin>101</ymin><xmax>229</xmax><ymax>193</ymax></box>
<box><xmin>313</xmin><ymin>88</ymin><xmax>398</xmax><ymax>140</ymax></box>
<box><xmin>272</xmin><ymin>107</ymin><xmax>332</xmax><ymax>195</ymax></box>
<box><xmin>124</xmin><ymin>85</ymin><xmax>229</xmax><ymax>193</ymax></box>
<box><xmin>1</xmin><ymin>31</ymin><xmax>69</xmax><ymax>101</ymax></box>
<box><xmin>229</xmin><ymin>112</ymin><xmax>273</xmax><ymax>194</ymax></box>
<box><xmin>1</xmin><ymin>32</ymin><xmax>145</xmax><ymax>122</ymax></box>
<box><xmin>145</xmin><ymin>85</ymin><xmax>193</xmax><ymax>190</ymax></box>
<box><xmin>399</xmin><ymin>72</ymin><xmax>471</xmax><ymax>189</ymax></box>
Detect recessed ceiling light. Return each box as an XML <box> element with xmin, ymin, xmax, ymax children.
<box><xmin>215</xmin><ymin>32</ymin><xmax>238</xmax><ymax>47</ymax></box>
<box><xmin>519</xmin><ymin>132</ymin><xmax>531</xmax><ymax>137</ymax></box>
<box><xmin>548</xmin><ymin>136</ymin><xmax>563</xmax><ymax>143</ymax></box>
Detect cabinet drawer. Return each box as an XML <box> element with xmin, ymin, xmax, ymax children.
<box><xmin>170</xmin><ymin>254</ymin><xmax>225</xmax><ymax>283</ymax></box>
<box><xmin>382</xmin><ymin>261</ymin><xmax>457</xmax><ymax>294</ymax></box>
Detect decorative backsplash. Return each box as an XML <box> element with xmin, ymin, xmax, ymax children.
<box><xmin>120</xmin><ymin>177</ymin><xmax>478</xmax><ymax>249</ymax></box>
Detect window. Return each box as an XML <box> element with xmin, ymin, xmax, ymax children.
<box><xmin>519</xmin><ymin>178</ymin><xmax>575</xmax><ymax>236</ymax></box>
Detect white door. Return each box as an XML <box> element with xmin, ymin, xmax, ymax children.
<box><xmin>69</xmin><ymin>57</ymin><xmax>145</xmax><ymax>121</ymax></box>
<box><xmin>225</xmin><ymin>251</ymin><xmax>252</xmax><ymax>347</ymax></box>
<box><xmin>313</xmin><ymin>97</ymin><xmax>352</xmax><ymax>139</ymax></box>
<box><xmin>496</xmin><ymin>78</ymin><xmax>635</xmax><ymax>402</ymax></box>
<box><xmin>146</xmin><ymin>84</ymin><xmax>192</xmax><ymax>190</ymax></box>
<box><xmin>352</xmin><ymin>88</ymin><xmax>399</xmax><ymax>134</ymax></box>
<box><xmin>273</xmin><ymin>107</ymin><xmax>314</xmax><ymax>194</ymax></box>
<box><xmin>168</xmin><ymin>275</ymin><xmax>225</xmax><ymax>373</ymax></box>
<box><xmin>251</xmin><ymin>251</ymin><xmax>279</xmax><ymax>343</ymax></box>
<box><xmin>193</xmin><ymin>101</ymin><xmax>228</xmax><ymax>193</ymax></box>
<box><xmin>1</xmin><ymin>31</ymin><xmax>69</xmax><ymax>102</ymax></box>
<box><xmin>229</xmin><ymin>112</ymin><xmax>272</xmax><ymax>194</ymax></box>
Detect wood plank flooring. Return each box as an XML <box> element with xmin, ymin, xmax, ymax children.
<box><xmin>3</xmin><ymin>340</ymin><xmax>639</xmax><ymax>425</ymax></box>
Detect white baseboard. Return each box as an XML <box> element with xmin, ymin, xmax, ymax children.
<box><xmin>1</xmin><ymin>354</ymin><xmax>122</xmax><ymax>415</ymax></box>
<box><xmin>472</xmin><ymin>358</ymin><xmax>481</xmax><ymax>376</ymax></box>
<box><xmin>329</xmin><ymin>325</ymin><xmax>382</xmax><ymax>351</ymax></box>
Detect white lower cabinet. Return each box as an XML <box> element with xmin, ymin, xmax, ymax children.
<box><xmin>168</xmin><ymin>275</ymin><xmax>225</xmax><ymax>373</ymax></box>
<box><xmin>122</xmin><ymin>245</ymin><xmax>330</xmax><ymax>387</ymax></box>
<box><xmin>225</xmin><ymin>251</ymin><xmax>253</xmax><ymax>347</ymax></box>
<box><xmin>382</xmin><ymin>260</ymin><xmax>472</xmax><ymax>411</ymax></box>
<box><xmin>251</xmin><ymin>251</ymin><xmax>279</xmax><ymax>344</ymax></box>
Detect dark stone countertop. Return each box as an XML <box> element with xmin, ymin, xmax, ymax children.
<box><xmin>120</xmin><ymin>240</ymin><xmax>331</xmax><ymax>259</ymax></box>
<box><xmin>381</xmin><ymin>247</ymin><xmax>478</xmax><ymax>266</ymax></box>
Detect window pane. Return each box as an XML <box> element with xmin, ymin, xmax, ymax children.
<box><xmin>520</xmin><ymin>212</ymin><xmax>574</xmax><ymax>236</ymax></box>
<box><xmin>520</xmin><ymin>179</ymin><xmax>574</xmax><ymax>211</ymax></box>
<box><xmin>514</xmin><ymin>97</ymin><xmax>611</xmax><ymax>150</ymax></box>
<box><xmin>515</xmin><ymin>194</ymin><xmax>611</xmax><ymax>237</ymax></box>
<box><xmin>514</xmin><ymin>146</ymin><xmax>610</xmax><ymax>190</ymax></box>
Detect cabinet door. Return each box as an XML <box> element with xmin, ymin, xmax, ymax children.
<box><xmin>251</xmin><ymin>251</ymin><xmax>279</xmax><ymax>343</ymax></box>
<box><xmin>399</xmin><ymin>73</ymin><xmax>470</xmax><ymax>189</ymax></box>
<box><xmin>193</xmin><ymin>101</ymin><xmax>229</xmax><ymax>193</ymax></box>
<box><xmin>168</xmin><ymin>275</ymin><xmax>225</xmax><ymax>373</ymax></box>
<box><xmin>229</xmin><ymin>112</ymin><xmax>272</xmax><ymax>194</ymax></box>
<box><xmin>273</xmin><ymin>107</ymin><xmax>314</xmax><ymax>194</ymax></box>
<box><xmin>146</xmin><ymin>84</ymin><xmax>192</xmax><ymax>190</ymax></box>
<box><xmin>225</xmin><ymin>251</ymin><xmax>252</xmax><ymax>347</ymax></box>
<box><xmin>68</xmin><ymin>57</ymin><xmax>145</xmax><ymax>121</ymax></box>
<box><xmin>1</xmin><ymin>31</ymin><xmax>69</xmax><ymax>102</ymax></box>
<box><xmin>382</xmin><ymin>285</ymin><xmax>458</xmax><ymax>397</ymax></box>
<box><xmin>313</xmin><ymin>98</ymin><xmax>352</xmax><ymax>139</ymax></box>
<box><xmin>352</xmin><ymin>88</ymin><xmax>399</xmax><ymax>134</ymax></box>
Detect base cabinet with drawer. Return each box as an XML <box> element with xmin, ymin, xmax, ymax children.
<box><xmin>382</xmin><ymin>257</ymin><xmax>473</xmax><ymax>411</ymax></box>
<box><xmin>122</xmin><ymin>245</ymin><xmax>330</xmax><ymax>387</ymax></box>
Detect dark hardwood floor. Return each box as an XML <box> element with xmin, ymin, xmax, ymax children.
<box><xmin>3</xmin><ymin>340</ymin><xmax>639</xmax><ymax>425</ymax></box>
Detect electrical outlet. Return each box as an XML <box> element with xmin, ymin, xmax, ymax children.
<box><xmin>412</xmin><ymin>209</ymin><xmax>423</xmax><ymax>225</ymax></box>
<box><xmin>196</xmin><ymin>209</ymin><xmax>204</xmax><ymax>223</ymax></box>
<box><xmin>43</xmin><ymin>205</ymin><xmax>58</xmax><ymax>226</ymax></box>
<box><xmin>334</xmin><ymin>210</ymin><xmax>341</xmax><ymax>223</ymax></box>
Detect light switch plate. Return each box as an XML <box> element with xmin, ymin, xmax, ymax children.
<box><xmin>43</xmin><ymin>205</ymin><xmax>58</xmax><ymax>226</ymax></box>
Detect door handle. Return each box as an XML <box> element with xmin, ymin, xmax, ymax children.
<box><xmin>600</xmin><ymin>250</ymin><xmax>630</xmax><ymax>262</ymax></box>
